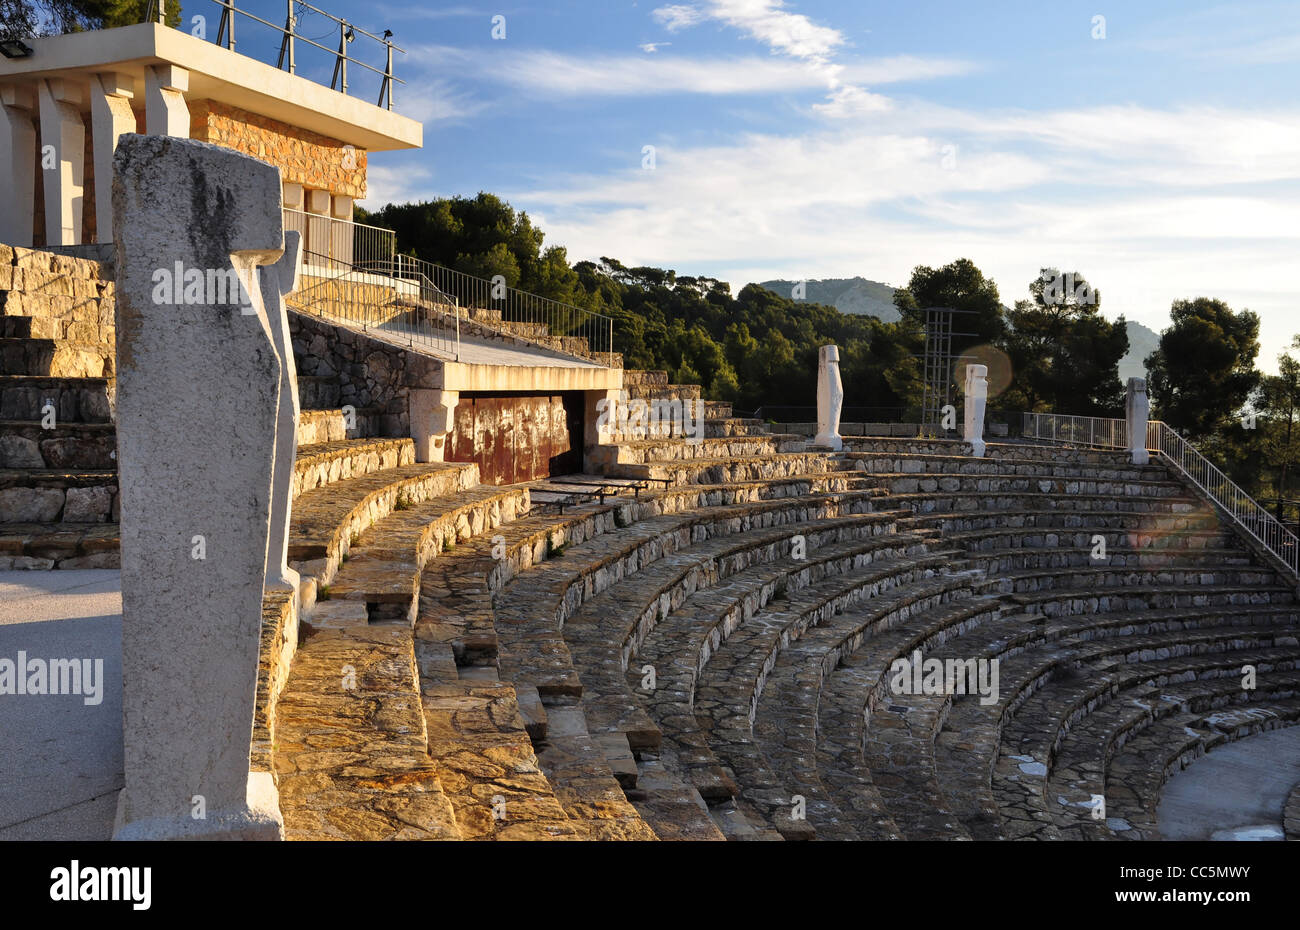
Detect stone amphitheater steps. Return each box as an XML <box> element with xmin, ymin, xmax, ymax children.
<box><xmin>0</xmin><ymin>337</ymin><xmax>111</xmax><ymax>378</ymax></box>
<box><xmin>1035</xmin><ymin>665</ymin><xmax>1300</xmax><ymax>839</ymax></box>
<box><xmin>0</xmin><ymin>521</ymin><xmax>119</xmax><ymax>569</ymax></box>
<box><xmin>0</xmin><ymin>419</ymin><xmax>115</xmax><ymax>468</ymax></box>
<box><xmin>291</xmin><ymin>437</ymin><xmax>415</xmax><ymax>497</ymax></box>
<box><xmin>273</xmin><ymin>619</ymin><xmax>462</xmax><ymax>840</ymax></box>
<box><xmin>863</xmin><ymin>471</ymin><xmax>1189</xmax><ymax>500</ymax></box>
<box><xmin>608</xmin><ymin>451</ymin><xmax>841</xmax><ymax>487</ymax></box>
<box><xmin>758</xmin><ymin>587</ymin><xmax>1005</xmax><ymax>842</ymax></box>
<box><xmin>0</xmin><ymin>375</ymin><xmax>112</xmax><ymax>422</ymax></box>
<box><xmin>322</xmin><ymin>484</ymin><xmax>528</xmax><ymax>624</ymax></box>
<box><xmin>924</xmin><ymin>610</ymin><xmax>1300</xmax><ymax>840</ymax></box>
<box><xmin>287</xmin><ymin>461</ymin><xmax>477</xmax><ymax>591</ymax></box>
<box><xmin>690</xmin><ymin>554</ymin><xmax>974</xmax><ymax>839</ymax></box>
<box><xmin>497</xmin><ymin>511</ymin><xmax>900</xmax><ymax>700</ymax></box>
<box><xmin>1103</xmin><ymin>696</ymin><xmax>1300</xmax><ymax>840</ymax></box>
<box><xmin>845</xmin><ymin>451</ymin><xmax>1171</xmax><ymax>482</ymax></box>
<box><xmin>569</xmin><ymin>527</ymin><xmax>926</xmax><ymax>839</ymax></box>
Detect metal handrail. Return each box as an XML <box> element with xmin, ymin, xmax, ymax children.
<box><xmin>390</xmin><ymin>252</ymin><xmax>615</xmax><ymax>363</ymax></box>
<box><xmin>289</xmin><ymin>248</ymin><xmax>461</xmax><ymax>360</ymax></box>
<box><xmin>171</xmin><ymin>0</ymin><xmax>405</xmax><ymax>109</ymax></box>
<box><xmin>1022</xmin><ymin>412</ymin><xmax>1300</xmax><ymax>579</ymax></box>
<box><xmin>283</xmin><ymin>207</ymin><xmax>615</xmax><ymax>363</ymax></box>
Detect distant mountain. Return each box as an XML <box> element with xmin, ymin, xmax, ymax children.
<box><xmin>759</xmin><ymin>277</ymin><xmax>901</xmax><ymax>322</ymax></box>
<box><xmin>1120</xmin><ymin>320</ymin><xmax>1161</xmax><ymax>383</ymax></box>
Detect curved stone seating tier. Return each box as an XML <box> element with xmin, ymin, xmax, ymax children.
<box><xmin>496</xmin><ymin>512</ymin><xmax>901</xmax><ymax>700</ymax></box>
<box><xmin>917</xmin><ymin>610</ymin><xmax>1300</xmax><ymax>839</ymax></box>
<box><xmin>949</xmin><ymin>524</ymin><xmax>1237</xmax><ymax>553</ymax></box>
<box><xmin>885</xmin><ymin>490</ymin><xmax>1201</xmax><ymax>516</ymax></box>
<box><xmin>909</xmin><ymin>508</ymin><xmax>1222</xmax><ymax>537</ymax></box>
<box><xmin>572</xmin><ymin>530</ymin><xmax>932</xmax><ymax>747</ymax></box>
<box><xmin>845</xmin><ymin>451</ymin><xmax>1170</xmax><ymax>482</ymax></box>
<box><xmin>1018</xmin><ymin>665</ymin><xmax>1300</xmax><ymax>839</ymax></box>
<box><xmin>0</xmin><ymin>468</ymin><xmax>117</xmax><ymax>526</ymax></box>
<box><xmin>608</xmin><ymin>451</ymin><xmax>841</xmax><ymax>487</ymax></box>
<box><xmin>704</xmin><ymin>418</ymin><xmax>770</xmax><ymax>438</ymax></box>
<box><xmin>601</xmin><ymin>434</ymin><xmax>808</xmax><ymax>466</ymax></box>
<box><xmin>320</xmin><ymin>484</ymin><xmax>530</xmax><ymax>624</ymax></box>
<box><xmin>1100</xmin><ymin>697</ymin><xmax>1300</xmax><ymax>840</ymax></box>
<box><xmin>291</xmin><ymin>437</ymin><xmax>416</xmax><ymax>497</ymax></box>
<box><xmin>844</xmin><ymin>436</ymin><xmax>1140</xmax><ymax>467</ymax></box>
<box><xmin>964</xmin><ymin>547</ymin><xmax>1253</xmax><ymax>576</ymax></box>
<box><xmin>286</xmin><ymin>461</ymin><xmax>478</xmax><ymax>591</ymax></box>
<box><xmin>975</xmin><ymin>565</ymin><xmax>1279</xmax><ymax>597</ymax></box>
<box><xmin>865</xmin><ymin>472</ymin><xmax>1188</xmax><ymax>500</ymax></box>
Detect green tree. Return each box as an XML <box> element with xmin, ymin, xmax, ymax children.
<box><xmin>1145</xmin><ymin>297</ymin><xmax>1260</xmax><ymax>439</ymax></box>
<box><xmin>1255</xmin><ymin>337</ymin><xmax>1300</xmax><ymax>516</ymax></box>
<box><xmin>1002</xmin><ymin>269</ymin><xmax>1127</xmax><ymax>415</ymax></box>
<box><xmin>893</xmin><ymin>258</ymin><xmax>1007</xmax><ymax>359</ymax></box>
<box><xmin>3</xmin><ymin>0</ymin><xmax>178</xmax><ymax>36</ymax></box>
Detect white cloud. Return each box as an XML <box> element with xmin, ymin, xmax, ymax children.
<box><xmin>406</xmin><ymin>43</ymin><xmax>976</xmax><ymax>99</ymax></box>
<box><xmin>652</xmin><ymin>5</ymin><xmax>705</xmax><ymax>32</ymax></box>
<box><xmin>639</xmin><ymin>42</ymin><xmax>672</xmax><ymax>53</ymax></box>
<box><xmin>359</xmin><ymin>163</ymin><xmax>439</xmax><ymax>208</ymax></box>
<box><xmin>704</xmin><ymin>0</ymin><xmax>845</xmax><ymax>62</ymax></box>
<box><xmin>507</xmin><ymin>101</ymin><xmax>1300</xmax><ymax>371</ymax></box>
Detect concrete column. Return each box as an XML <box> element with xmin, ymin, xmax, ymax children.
<box><xmin>261</xmin><ymin>230</ymin><xmax>303</xmax><ymax>598</ymax></box>
<box><xmin>410</xmin><ymin>389</ymin><xmax>459</xmax><ymax>463</ymax></box>
<box><xmin>89</xmin><ymin>73</ymin><xmax>136</xmax><ymax>245</ymax></box>
<box><xmin>144</xmin><ymin>65</ymin><xmax>189</xmax><ymax>137</ymax></box>
<box><xmin>330</xmin><ymin>193</ymin><xmax>353</xmax><ymax>265</ymax></box>
<box><xmin>814</xmin><ymin>344</ymin><xmax>844</xmax><ymax>451</ymax></box>
<box><xmin>36</xmin><ymin>79</ymin><xmax>85</xmax><ymax>246</ymax></box>
<box><xmin>282</xmin><ymin>182</ymin><xmax>304</xmax><ymax>211</ymax></box>
<box><xmin>0</xmin><ymin>85</ymin><xmax>36</xmax><ymax>247</ymax></box>
<box><xmin>112</xmin><ymin>134</ymin><xmax>285</xmax><ymax>841</ymax></box>
<box><xmin>1126</xmin><ymin>377</ymin><xmax>1150</xmax><ymax>465</ymax></box>
<box><xmin>963</xmin><ymin>364</ymin><xmax>989</xmax><ymax>458</ymax></box>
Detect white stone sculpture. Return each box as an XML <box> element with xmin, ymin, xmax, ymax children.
<box><xmin>1126</xmin><ymin>377</ymin><xmax>1150</xmax><ymax>465</ymax></box>
<box><xmin>262</xmin><ymin>230</ymin><xmax>303</xmax><ymax>596</ymax></box>
<box><xmin>964</xmin><ymin>364</ymin><xmax>989</xmax><ymax>458</ymax></box>
<box><xmin>112</xmin><ymin>134</ymin><xmax>285</xmax><ymax>840</ymax></box>
<box><xmin>814</xmin><ymin>344</ymin><xmax>844</xmax><ymax>451</ymax></box>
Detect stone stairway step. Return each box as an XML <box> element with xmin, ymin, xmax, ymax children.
<box><xmin>569</xmin><ymin>522</ymin><xmax>918</xmax><ymax>750</ymax></box>
<box><xmin>608</xmin><ymin>452</ymin><xmax>839</xmax><ymax>487</ymax></box>
<box><xmin>0</xmin><ymin>376</ymin><xmax>111</xmax><ymax>424</ymax></box>
<box><xmin>1035</xmin><ymin>665</ymin><xmax>1300</xmax><ymax>838</ymax></box>
<box><xmin>976</xmin><ymin>564</ymin><xmax>1279</xmax><ymax>596</ymax></box>
<box><xmin>929</xmin><ymin>619</ymin><xmax>1300</xmax><ymax>839</ymax></box>
<box><xmin>909</xmin><ymin>507</ymin><xmax>1224</xmax><ymax>536</ymax></box>
<box><xmin>292</xmin><ymin>437</ymin><xmax>415</xmax><ymax>497</ymax></box>
<box><xmin>273</xmin><ymin>621</ymin><xmax>462</xmax><ymax>840</ymax></box>
<box><xmin>0</xmin><ymin>420</ymin><xmax>115</xmax><ymax>469</ymax></box>
<box><xmin>1103</xmin><ymin>696</ymin><xmax>1300</xmax><ymax>839</ymax></box>
<box><xmin>964</xmin><ymin>546</ymin><xmax>1253</xmax><ymax>574</ymax></box>
<box><xmin>0</xmin><ymin>521</ymin><xmax>119</xmax><ymax>569</ymax></box>
<box><xmin>0</xmin><ymin>337</ymin><xmax>111</xmax><ymax>378</ymax></box>
<box><xmin>287</xmin><ymin>461</ymin><xmax>476</xmax><ymax>588</ymax></box>
<box><xmin>420</xmin><ymin>679</ymin><xmax>578</xmax><ymax>839</ymax></box>
<box><xmin>884</xmin><ymin>489</ymin><xmax>1203</xmax><ymax>516</ymax></box>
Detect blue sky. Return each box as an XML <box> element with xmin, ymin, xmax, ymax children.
<box><xmin>200</xmin><ymin>1</ymin><xmax>1300</xmax><ymax>370</ymax></box>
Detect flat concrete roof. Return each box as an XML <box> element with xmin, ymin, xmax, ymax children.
<box><xmin>0</xmin><ymin>22</ymin><xmax>421</xmax><ymax>152</ymax></box>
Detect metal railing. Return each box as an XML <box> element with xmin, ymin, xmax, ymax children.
<box><xmin>1022</xmin><ymin>412</ymin><xmax>1300</xmax><ymax>579</ymax></box>
<box><xmin>389</xmin><ymin>252</ymin><xmax>615</xmax><ymax>363</ymax></box>
<box><xmin>284</xmin><ymin>207</ymin><xmax>395</xmax><ymax>272</ymax></box>
<box><xmin>284</xmin><ymin>208</ymin><xmax>615</xmax><ymax>364</ymax></box>
<box><xmin>289</xmin><ymin>247</ymin><xmax>461</xmax><ymax>359</ymax></box>
<box><xmin>149</xmin><ymin>0</ymin><xmax>405</xmax><ymax>109</ymax></box>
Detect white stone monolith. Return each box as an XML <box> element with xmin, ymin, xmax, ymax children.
<box><xmin>964</xmin><ymin>364</ymin><xmax>989</xmax><ymax>458</ymax></box>
<box><xmin>111</xmin><ymin>134</ymin><xmax>285</xmax><ymax>841</ymax></box>
<box><xmin>814</xmin><ymin>344</ymin><xmax>844</xmax><ymax>451</ymax></box>
<box><xmin>1126</xmin><ymin>377</ymin><xmax>1150</xmax><ymax>465</ymax></box>
<box><xmin>410</xmin><ymin>388</ymin><xmax>459</xmax><ymax>463</ymax></box>
<box><xmin>262</xmin><ymin>229</ymin><xmax>303</xmax><ymax>595</ymax></box>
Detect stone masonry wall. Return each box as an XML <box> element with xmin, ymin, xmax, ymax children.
<box><xmin>190</xmin><ymin>100</ymin><xmax>367</xmax><ymax>199</ymax></box>
<box><xmin>289</xmin><ymin>310</ymin><xmax>445</xmax><ymax>437</ymax></box>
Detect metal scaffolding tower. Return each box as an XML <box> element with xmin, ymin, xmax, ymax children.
<box><xmin>918</xmin><ymin>307</ymin><xmax>980</xmax><ymax>432</ymax></box>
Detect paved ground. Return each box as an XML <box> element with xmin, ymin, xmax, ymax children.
<box><xmin>1156</xmin><ymin>725</ymin><xmax>1300</xmax><ymax>840</ymax></box>
<box><xmin>368</xmin><ymin>322</ymin><xmax>605</xmax><ymax>368</ymax></box>
<box><xmin>0</xmin><ymin>570</ymin><xmax>122</xmax><ymax>840</ymax></box>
